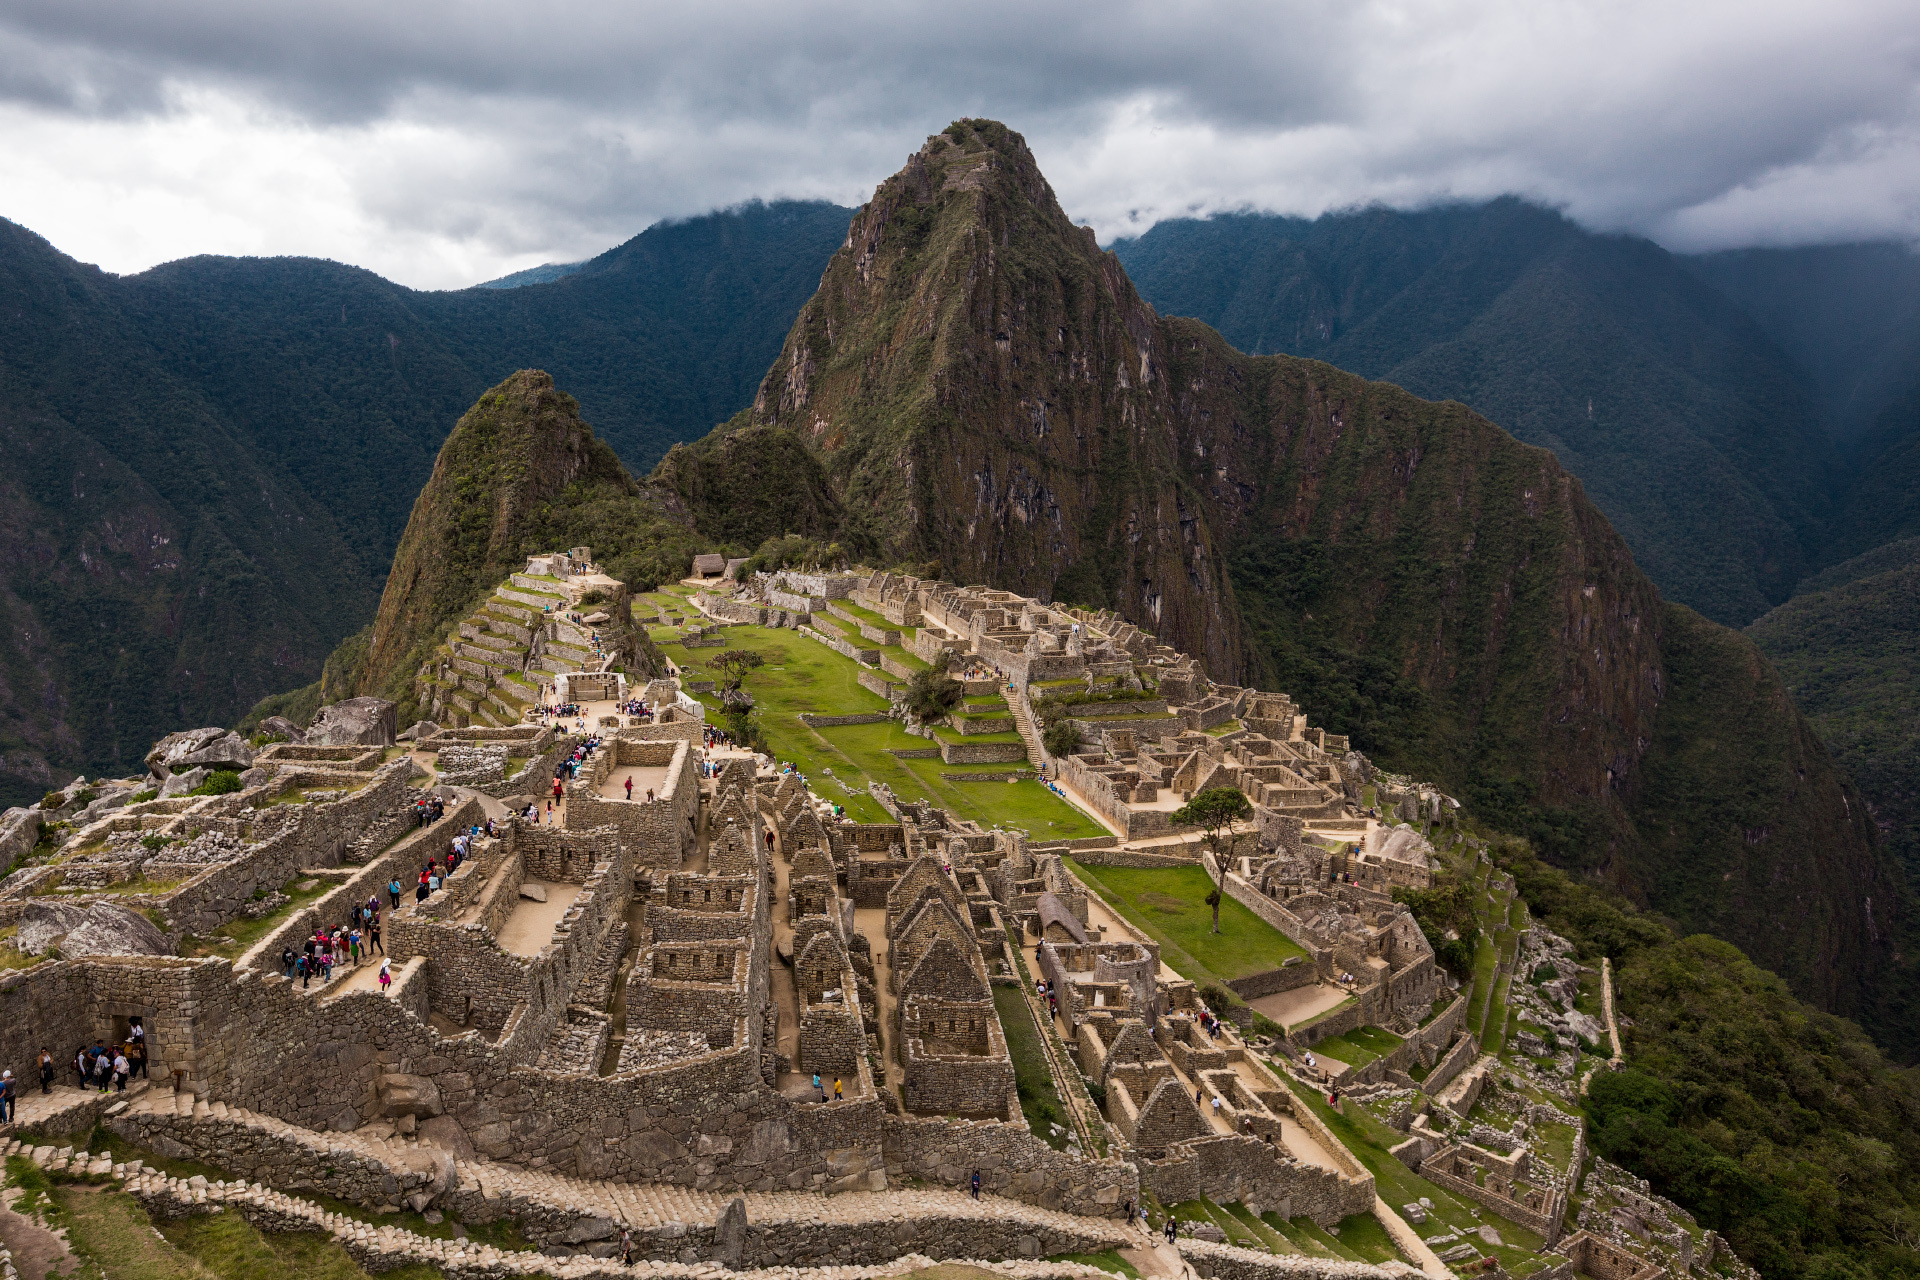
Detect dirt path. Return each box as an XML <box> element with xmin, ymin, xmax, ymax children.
<box><xmin>495</xmin><ymin>882</ymin><xmax>582</xmax><ymax>955</ymax></box>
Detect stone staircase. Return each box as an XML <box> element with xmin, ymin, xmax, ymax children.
<box><xmin>1005</xmin><ymin>687</ymin><xmax>1049</xmax><ymax>772</ymax></box>
<box><xmin>108</xmin><ymin>1089</ymin><xmax>1133</xmax><ymax>1260</ymax></box>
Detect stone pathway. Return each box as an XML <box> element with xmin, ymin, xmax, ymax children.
<box><xmin>112</xmin><ymin>1090</ymin><xmax>1134</xmax><ymax>1250</ymax></box>
<box><xmin>4</xmin><ymin>1136</ymin><xmax>1137</xmax><ymax>1280</ymax></box>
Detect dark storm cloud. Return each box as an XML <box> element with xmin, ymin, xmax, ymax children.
<box><xmin>0</xmin><ymin>0</ymin><xmax>1915</xmax><ymax>286</ymax></box>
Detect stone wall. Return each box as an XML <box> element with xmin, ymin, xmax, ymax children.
<box><xmin>1423</xmin><ymin>1033</ymin><xmax>1478</xmax><ymax>1096</ymax></box>
<box><xmin>1143</xmin><ymin>1134</ymin><xmax>1373</xmax><ymax>1228</ymax></box>
<box><xmin>565</xmin><ymin>738</ymin><xmax>696</xmax><ymax>868</ymax></box>
<box><xmin>1225</xmin><ymin>960</ymin><xmax>1319</xmax><ymax>1001</ymax></box>
<box><xmin>158</xmin><ymin>761</ymin><xmax>413</xmax><ymax>934</ymax></box>
<box><xmin>880</xmin><ymin>1114</ymin><xmax>1135</xmax><ymax>1217</ymax></box>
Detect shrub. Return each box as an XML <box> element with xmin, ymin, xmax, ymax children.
<box><xmin>130</xmin><ymin>790</ymin><xmax>157</xmax><ymax>804</ymax></box>
<box><xmin>1043</xmin><ymin>720</ymin><xmax>1081</xmax><ymax>757</ymax></box>
<box><xmin>38</xmin><ymin>791</ymin><xmax>63</xmax><ymax>810</ymax></box>
<box><xmin>188</xmin><ymin>770</ymin><xmax>244</xmax><ymax>796</ymax></box>
<box><xmin>905</xmin><ymin>668</ymin><xmax>963</xmax><ymax>723</ymax></box>
<box><xmin>577</xmin><ymin>589</ymin><xmax>608</xmax><ymax>607</ymax></box>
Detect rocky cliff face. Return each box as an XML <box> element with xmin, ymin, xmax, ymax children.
<box><xmin>659</xmin><ymin>119</ymin><xmax>1914</xmax><ymax>1048</ymax></box>
<box><xmin>344</xmin><ymin>370</ymin><xmax>698</xmax><ymax>714</ymax></box>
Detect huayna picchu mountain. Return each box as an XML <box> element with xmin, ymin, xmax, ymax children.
<box><xmin>656</xmin><ymin>119</ymin><xmax>1917</xmax><ymax>1051</ymax></box>
<box><xmin>296</xmin><ymin>370</ymin><xmax>699</xmax><ymax>728</ymax></box>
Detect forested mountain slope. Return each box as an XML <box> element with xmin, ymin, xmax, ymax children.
<box><xmin>1111</xmin><ymin>203</ymin><xmax>1838</xmax><ymax>626</ymax></box>
<box><xmin>657</xmin><ymin>119</ymin><xmax>1916</xmax><ymax>1052</ymax></box>
<box><xmin>0</xmin><ymin>200</ymin><xmax>851</xmax><ymax>804</ymax></box>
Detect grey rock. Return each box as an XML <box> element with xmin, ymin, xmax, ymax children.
<box><xmin>1401</xmin><ymin>1202</ymin><xmax>1428</xmax><ymax>1225</ymax></box>
<box><xmin>306</xmin><ymin>697</ymin><xmax>398</xmax><ymax>747</ymax></box>
<box><xmin>397</xmin><ymin>720</ymin><xmax>441</xmax><ymax>743</ymax></box>
<box><xmin>378</xmin><ymin>1073</ymin><xmax>444</xmax><ymax>1118</ymax></box>
<box><xmin>560</xmin><ymin>1216</ymin><xmax>620</xmax><ymax>1244</ymax></box>
<box><xmin>519</xmin><ymin>882</ymin><xmax>547</xmax><ymax>902</ymax></box>
<box><xmin>421</xmin><ymin>1209</ymin><xmax>445</xmax><ymax>1225</ymax></box>
<box><xmin>714</xmin><ymin>1198</ymin><xmax>747</xmax><ymax>1269</ymax></box>
<box><xmin>1476</xmin><ymin>1225</ymin><xmax>1504</xmax><ymax>1246</ymax></box>
<box><xmin>238</xmin><ymin>767</ymin><xmax>270</xmax><ymax>790</ymax></box>
<box><xmin>146</xmin><ymin>728</ymin><xmax>254</xmax><ymax>779</ymax></box>
<box><xmin>1188</xmin><ymin>1223</ymin><xmax>1226</xmax><ymax>1242</ymax></box>
<box><xmin>61</xmin><ymin>902</ymin><xmax>172</xmax><ymax>957</ymax></box>
<box><xmin>1</xmin><ymin>806</ymin><xmax>47</xmax><ymax>876</ymax></box>
<box><xmin>418</xmin><ymin>1114</ymin><xmax>476</xmax><ymax>1160</ymax></box>
<box><xmin>257</xmin><ymin>715</ymin><xmax>307</xmax><ymax>744</ymax></box>
<box><xmin>159</xmin><ymin>767</ymin><xmax>209</xmax><ymax>799</ymax></box>
<box><xmin>18</xmin><ymin>900</ymin><xmax>91</xmax><ymax>954</ymax></box>
<box><xmin>1438</xmin><ymin>1243</ymin><xmax>1481</xmax><ymax>1263</ymax></box>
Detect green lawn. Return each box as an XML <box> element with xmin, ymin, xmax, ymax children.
<box><xmin>993</xmin><ymin>984</ymin><xmax>1068</xmax><ymax>1146</ymax></box>
<box><xmin>662</xmin><ymin>625</ymin><xmax>1100</xmax><ymax>836</ymax></box>
<box><xmin>1312</xmin><ymin>1024</ymin><xmax>1405</xmax><ymax>1070</ymax></box>
<box><xmin>1067</xmin><ymin>862</ymin><xmax>1308</xmax><ymax>988</ymax></box>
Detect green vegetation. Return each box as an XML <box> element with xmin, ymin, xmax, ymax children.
<box><xmin>904</xmin><ymin>667</ymin><xmax>963</xmax><ymax>723</ymax></box>
<box><xmin>664</xmin><ymin>625</ymin><xmax>1099</xmax><ymax>835</ymax></box>
<box><xmin>1310</xmin><ymin>1025</ymin><xmax>1403</xmax><ymax>1070</ymax></box>
<box><xmin>1748</xmin><ymin>539</ymin><xmax>1920</xmax><ymax>879</ymax></box>
<box><xmin>1170</xmin><ymin>786</ymin><xmax>1254</xmax><ymax>933</ymax></box>
<box><xmin>0</xmin><ymin>200</ymin><xmax>853</xmax><ymax>807</ymax></box>
<box><xmin>1115</xmin><ymin>202</ymin><xmax>1835</xmax><ymax>628</ymax></box>
<box><xmin>993</xmin><ymin>984</ymin><xmax>1068</xmax><ymax>1148</ymax></box>
<box><xmin>187</xmin><ymin>769</ymin><xmax>244</xmax><ymax>796</ymax></box>
<box><xmin>1068</xmin><ymin>861</ymin><xmax>1307</xmax><ymax>990</ymax></box>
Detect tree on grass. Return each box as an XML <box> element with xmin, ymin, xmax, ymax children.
<box><xmin>1172</xmin><ymin>786</ymin><xmax>1254</xmax><ymax>933</ymax></box>
<box><xmin>905</xmin><ymin>666</ymin><xmax>964</xmax><ymax>724</ymax></box>
<box><xmin>712</xmin><ymin>649</ymin><xmax>765</xmax><ymax>696</ymax></box>
<box><xmin>1042</xmin><ymin>719</ymin><xmax>1081</xmax><ymax>758</ymax></box>
<box><xmin>722</xmin><ymin>704</ymin><xmax>767</xmax><ymax>754</ymax></box>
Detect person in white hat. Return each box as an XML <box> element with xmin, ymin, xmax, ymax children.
<box><xmin>0</xmin><ymin>1070</ymin><xmax>15</xmax><ymax>1122</ymax></box>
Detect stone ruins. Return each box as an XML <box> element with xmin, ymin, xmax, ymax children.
<box><xmin>0</xmin><ymin>560</ymin><xmax>1702</xmax><ymax>1280</ymax></box>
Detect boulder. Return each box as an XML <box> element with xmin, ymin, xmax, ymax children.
<box><xmin>307</xmin><ymin>698</ymin><xmax>398</xmax><ymax>747</ymax></box>
<box><xmin>17</xmin><ymin>900</ymin><xmax>91</xmax><ymax>954</ymax></box>
<box><xmin>397</xmin><ymin>720</ymin><xmax>441</xmax><ymax>743</ymax></box>
<box><xmin>74</xmin><ymin>790</ymin><xmax>135</xmax><ymax>826</ymax></box>
<box><xmin>377</xmin><ymin>1072</ymin><xmax>445</xmax><ymax>1118</ymax></box>
<box><xmin>519</xmin><ymin>883</ymin><xmax>547</xmax><ymax>902</ymax></box>
<box><xmin>258</xmin><ymin>715</ymin><xmax>307</xmax><ymax>744</ymax></box>
<box><xmin>160</xmin><ymin>767</ymin><xmax>209</xmax><ymax>799</ymax></box>
<box><xmin>146</xmin><ymin>728</ymin><xmax>255</xmax><ymax>779</ymax></box>
<box><xmin>60</xmin><ymin>902</ymin><xmax>173</xmax><ymax>957</ymax></box>
<box><xmin>1188</xmin><ymin>1222</ymin><xmax>1227</xmax><ymax>1243</ymax></box>
<box><xmin>1</xmin><ymin>807</ymin><xmax>44</xmax><ymax>875</ymax></box>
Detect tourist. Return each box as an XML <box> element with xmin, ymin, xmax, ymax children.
<box><xmin>379</xmin><ymin>959</ymin><xmax>393</xmax><ymax>995</ymax></box>
<box><xmin>416</xmin><ymin>878</ymin><xmax>430</xmax><ymax>905</ymax></box>
<box><xmin>1211</xmin><ymin>1095</ymin><xmax>1221</xmax><ymax>1117</ymax></box>
<box><xmin>1165</xmin><ymin>1217</ymin><xmax>1178</xmax><ymax>1244</ymax></box>
<box><xmin>111</xmin><ymin>1049</ymin><xmax>130</xmax><ymax>1093</ymax></box>
<box><xmin>0</xmin><ymin>1071</ymin><xmax>13</xmax><ymax>1121</ymax></box>
<box><xmin>369</xmin><ymin>915</ymin><xmax>383</xmax><ymax>955</ymax></box>
<box><xmin>833</xmin><ymin>1078</ymin><xmax>843</xmax><ymax>1101</ymax></box>
<box><xmin>970</xmin><ymin>1170</ymin><xmax>981</xmax><ymax>1200</ymax></box>
<box><xmin>350</xmin><ymin>927</ymin><xmax>363</xmax><ymax>965</ymax></box>
<box><xmin>282</xmin><ymin>946</ymin><xmax>298</xmax><ymax>979</ymax></box>
<box><xmin>72</xmin><ymin>1045</ymin><xmax>89</xmax><ymax>1088</ymax></box>
<box><xmin>298</xmin><ymin>954</ymin><xmax>311</xmax><ymax>988</ymax></box>
<box><xmin>38</xmin><ymin>1048</ymin><xmax>54</xmax><ymax>1095</ymax></box>
<box><xmin>91</xmin><ymin>1047</ymin><xmax>110</xmax><ymax>1093</ymax></box>
<box><xmin>813</xmin><ymin>1073</ymin><xmax>823</xmax><ymax>1101</ymax></box>
<box><xmin>319</xmin><ymin>950</ymin><xmax>333</xmax><ymax>983</ymax></box>
<box><xmin>625</xmin><ymin>776</ymin><xmax>633</xmax><ymax>800</ymax></box>
<box><xmin>389</xmin><ymin>877</ymin><xmax>403</xmax><ymax>909</ymax></box>
<box><xmin>620</xmin><ymin>1227</ymin><xmax>634</xmax><ymax>1266</ymax></box>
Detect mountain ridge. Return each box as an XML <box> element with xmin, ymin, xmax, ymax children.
<box><xmin>657</xmin><ymin>119</ymin><xmax>1914</xmax><ymax>1050</ymax></box>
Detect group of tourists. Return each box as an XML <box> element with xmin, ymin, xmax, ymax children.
<box><xmin>410</xmin><ymin>793</ymin><xmax>447</xmax><ymax>828</ymax></box>
<box><xmin>74</xmin><ymin>1024</ymin><xmax>145</xmax><ymax>1094</ymax></box>
<box><xmin>284</xmin><ymin>896</ymin><xmax>390</xmax><ymax>992</ymax></box>
<box><xmin>1034</xmin><ymin>977</ymin><xmax>1060</xmax><ymax>1021</ymax></box>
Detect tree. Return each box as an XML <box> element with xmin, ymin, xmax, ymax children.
<box><xmin>1043</xmin><ymin>719</ymin><xmax>1081</xmax><ymax>758</ymax></box>
<box><xmin>905</xmin><ymin>667</ymin><xmax>963</xmax><ymax>724</ymax></box>
<box><xmin>711</xmin><ymin>648</ymin><xmax>765</xmax><ymax>693</ymax></box>
<box><xmin>1172</xmin><ymin>786</ymin><xmax>1254</xmax><ymax>933</ymax></box>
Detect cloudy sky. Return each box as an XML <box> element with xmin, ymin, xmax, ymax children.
<box><xmin>3</xmin><ymin>0</ymin><xmax>1918</xmax><ymax>289</ymax></box>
